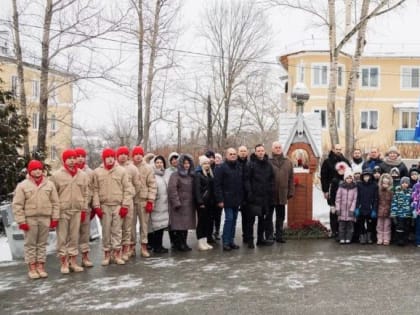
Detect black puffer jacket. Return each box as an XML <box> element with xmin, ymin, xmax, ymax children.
<box><xmin>247</xmin><ymin>153</ymin><xmax>274</xmax><ymax>207</ymax></box>
<box><xmin>356</xmin><ymin>173</ymin><xmax>378</xmax><ymax>215</ymax></box>
<box><xmin>194</xmin><ymin>168</ymin><xmax>215</xmax><ymax>208</ymax></box>
<box><xmin>320</xmin><ymin>151</ymin><xmax>350</xmax><ymax>194</ymax></box>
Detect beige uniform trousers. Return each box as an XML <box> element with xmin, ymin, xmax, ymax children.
<box><xmin>131</xmin><ymin>200</ymin><xmax>150</xmax><ymax>244</ymax></box>
<box><xmin>23</xmin><ymin>216</ymin><xmax>50</xmax><ymax>263</ymax></box>
<box><xmin>57</xmin><ymin>210</ymin><xmax>81</xmax><ymax>257</ymax></box>
<box><xmin>121</xmin><ymin>201</ymin><xmax>134</xmax><ymax>246</ymax></box>
<box><xmin>101</xmin><ymin>205</ymin><xmax>122</xmax><ymax>251</ymax></box>
<box><xmin>79</xmin><ymin>209</ymin><xmax>91</xmax><ymax>253</ymax></box>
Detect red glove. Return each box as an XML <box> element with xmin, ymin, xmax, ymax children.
<box><xmin>90</xmin><ymin>209</ymin><xmax>96</xmax><ymax>220</ymax></box>
<box><xmin>19</xmin><ymin>223</ymin><xmax>30</xmax><ymax>231</ymax></box>
<box><xmin>94</xmin><ymin>207</ymin><xmax>103</xmax><ymax>219</ymax></box>
<box><xmin>145</xmin><ymin>201</ymin><xmax>154</xmax><ymax>213</ymax></box>
<box><xmin>49</xmin><ymin>220</ymin><xmax>58</xmax><ymax>229</ymax></box>
<box><xmin>80</xmin><ymin>210</ymin><xmax>87</xmax><ymax>223</ymax></box>
<box><xmin>119</xmin><ymin>207</ymin><xmax>128</xmax><ymax>218</ymax></box>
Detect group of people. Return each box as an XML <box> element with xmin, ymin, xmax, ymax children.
<box><xmin>321</xmin><ymin>144</ymin><xmax>420</xmax><ymax>246</ymax></box>
<box><xmin>12</xmin><ymin>141</ymin><xmax>295</xmax><ymax>280</ymax></box>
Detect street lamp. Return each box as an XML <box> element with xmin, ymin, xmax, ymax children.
<box><xmin>291</xmin><ymin>82</ymin><xmax>310</xmax><ymax>115</ymax></box>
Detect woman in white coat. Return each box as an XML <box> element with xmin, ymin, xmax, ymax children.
<box><xmin>148</xmin><ymin>156</ymin><xmax>170</xmax><ymax>253</ymax></box>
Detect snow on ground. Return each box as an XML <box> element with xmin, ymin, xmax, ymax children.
<box><xmin>0</xmin><ymin>236</ymin><xmax>12</xmax><ymax>262</ymax></box>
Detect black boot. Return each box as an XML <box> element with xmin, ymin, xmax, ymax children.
<box><xmin>181</xmin><ymin>231</ymin><xmax>192</xmax><ymax>251</ymax></box>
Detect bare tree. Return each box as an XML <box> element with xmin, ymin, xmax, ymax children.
<box><xmin>201</xmin><ymin>0</ymin><xmax>271</xmax><ymax>148</ymax></box>
<box><xmin>11</xmin><ymin>0</ymin><xmax>30</xmax><ymax>157</ymax></box>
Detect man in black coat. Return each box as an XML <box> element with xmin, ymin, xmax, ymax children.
<box><xmin>214</xmin><ymin>148</ymin><xmax>244</xmax><ymax>251</ymax></box>
<box><xmin>245</xmin><ymin>144</ymin><xmax>275</xmax><ymax>248</ymax></box>
<box><xmin>320</xmin><ymin>144</ymin><xmax>350</xmax><ymax>239</ymax></box>
<box><xmin>237</xmin><ymin>145</ymin><xmax>250</xmax><ymax>244</ymax></box>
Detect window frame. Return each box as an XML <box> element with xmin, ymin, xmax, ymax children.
<box><xmin>360</xmin><ymin>66</ymin><xmax>380</xmax><ymax>89</ymax></box>
<box><xmin>399</xmin><ymin>110</ymin><xmax>419</xmax><ymax>129</ymax></box>
<box><xmin>32</xmin><ymin>112</ymin><xmax>39</xmax><ymax>130</ymax></box>
<box><xmin>400</xmin><ymin>66</ymin><xmax>420</xmax><ymax>90</ymax></box>
<box><xmin>360</xmin><ymin>110</ymin><xmax>379</xmax><ymax>131</ymax></box>
<box><xmin>311</xmin><ymin>63</ymin><xmax>345</xmax><ymax>88</ymax></box>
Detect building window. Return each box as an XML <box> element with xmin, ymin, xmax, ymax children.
<box><xmin>401</xmin><ymin>67</ymin><xmax>420</xmax><ymax>89</ymax></box>
<box><xmin>312</xmin><ymin>64</ymin><xmax>344</xmax><ymax>87</ymax></box>
<box><xmin>32</xmin><ymin>112</ymin><xmax>39</xmax><ymax>130</ymax></box>
<box><xmin>401</xmin><ymin>111</ymin><xmax>418</xmax><ymax>129</ymax></box>
<box><xmin>50</xmin><ymin>114</ymin><xmax>57</xmax><ymax>131</ymax></box>
<box><xmin>314</xmin><ymin>109</ymin><xmax>327</xmax><ymax>128</ymax></box>
<box><xmin>50</xmin><ymin>145</ymin><xmax>57</xmax><ymax>161</ymax></box>
<box><xmin>360</xmin><ymin>110</ymin><xmax>378</xmax><ymax>130</ymax></box>
<box><xmin>11</xmin><ymin>75</ymin><xmax>19</xmax><ymax>97</ymax></box>
<box><xmin>361</xmin><ymin>67</ymin><xmax>379</xmax><ymax>88</ymax></box>
<box><xmin>336</xmin><ymin>109</ymin><xmax>341</xmax><ymax>129</ymax></box>
<box><xmin>297</xmin><ymin>61</ymin><xmax>305</xmax><ymax>83</ymax></box>
<box><xmin>32</xmin><ymin>80</ymin><xmax>40</xmax><ymax>99</ymax></box>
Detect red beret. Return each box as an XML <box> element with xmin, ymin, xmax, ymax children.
<box><xmin>62</xmin><ymin>149</ymin><xmax>77</xmax><ymax>163</ymax></box>
<box><xmin>116</xmin><ymin>146</ymin><xmax>130</xmax><ymax>157</ymax></box>
<box><xmin>102</xmin><ymin>148</ymin><xmax>116</xmax><ymax>159</ymax></box>
<box><xmin>131</xmin><ymin>146</ymin><xmax>144</xmax><ymax>157</ymax></box>
<box><xmin>28</xmin><ymin>160</ymin><xmax>43</xmax><ymax>173</ymax></box>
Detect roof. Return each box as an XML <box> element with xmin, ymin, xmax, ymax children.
<box><xmin>0</xmin><ymin>55</ymin><xmax>76</xmax><ymax>78</ymax></box>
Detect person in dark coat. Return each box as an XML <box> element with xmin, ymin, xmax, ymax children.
<box><xmin>194</xmin><ymin>155</ymin><xmax>215</xmax><ymax>251</ymax></box>
<box><xmin>362</xmin><ymin>147</ymin><xmax>383</xmax><ymax>170</ymax></box>
<box><xmin>266</xmin><ymin>141</ymin><xmax>294</xmax><ymax>243</ymax></box>
<box><xmin>245</xmin><ymin>144</ymin><xmax>275</xmax><ymax>248</ymax></box>
<box><xmin>355</xmin><ymin>168</ymin><xmax>378</xmax><ymax>244</ymax></box>
<box><xmin>214</xmin><ymin>148</ymin><xmax>244</xmax><ymax>251</ymax></box>
<box><xmin>320</xmin><ymin>144</ymin><xmax>351</xmax><ymax>239</ymax></box>
<box><xmin>167</xmin><ymin>154</ymin><xmax>196</xmax><ymax>252</ymax></box>
<box><xmin>237</xmin><ymin>145</ymin><xmax>250</xmax><ymax>243</ymax></box>
<box><xmin>379</xmin><ymin>146</ymin><xmax>408</xmax><ymax>178</ymax></box>
<box><xmin>408</xmin><ymin>166</ymin><xmax>419</xmax><ymax>188</ymax></box>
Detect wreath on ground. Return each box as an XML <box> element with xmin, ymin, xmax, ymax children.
<box><xmin>284</xmin><ymin>219</ymin><xmax>329</xmax><ymax>240</ymax></box>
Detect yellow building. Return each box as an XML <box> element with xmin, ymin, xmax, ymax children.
<box><xmin>0</xmin><ymin>55</ymin><xmax>75</xmax><ymax>169</ymax></box>
<box><xmin>279</xmin><ymin>50</ymin><xmax>420</xmax><ymax>156</ymax></box>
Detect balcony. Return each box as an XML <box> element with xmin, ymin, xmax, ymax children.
<box><xmin>395</xmin><ymin>129</ymin><xmax>416</xmax><ymax>142</ymax></box>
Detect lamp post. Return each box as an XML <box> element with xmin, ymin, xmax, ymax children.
<box><xmin>291</xmin><ymin>82</ymin><xmax>310</xmax><ymax>115</ymax></box>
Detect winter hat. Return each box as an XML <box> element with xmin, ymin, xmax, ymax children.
<box><xmin>390</xmin><ymin>167</ymin><xmax>400</xmax><ymax>177</ymax></box>
<box><xmin>386</xmin><ymin>146</ymin><xmax>400</xmax><ymax>156</ymax></box>
<box><xmin>131</xmin><ymin>146</ymin><xmax>144</xmax><ymax>157</ymax></box>
<box><xmin>116</xmin><ymin>146</ymin><xmax>130</xmax><ymax>157</ymax></box>
<box><xmin>27</xmin><ymin>160</ymin><xmax>43</xmax><ymax>173</ymax></box>
<box><xmin>335</xmin><ymin>161</ymin><xmax>348</xmax><ymax>174</ymax></box>
<box><xmin>373</xmin><ymin>165</ymin><xmax>382</xmax><ymax>174</ymax></box>
<box><xmin>62</xmin><ymin>149</ymin><xmax>77</xmax><ymax>163</ymax></box>
<box><xmin>74</xmin><ymin>147</ymin><xmax>87</xmax><ymax>157</ymax></box>
<box><xmin>102</xmin><ymin>147</ymin><xmax>116</xmax><ymax>159</ymax></box>
<box><xmin>362</xmin><ymin>168</ymin><xmax>373</xmax><ymax>176</ymax></box>
<box><xmin>199</xmin><ymin>155</ymin><xmax>210</xmax><ymax>166</ymax></box>
<box><xmin>400</xmin><ymin>177</ymin><xmax>410</xmax><ymax>185</ymax></box>
<box><xmin>352</xmin><ymin>164</ymin><xmax>363</xmax><ymax>174</ymax></box>
<box><xmin>205</xmin><ymin>150</ymin><xmax>215</xmax><ymax>159</ymax></box>
<box><xmin>344</xmin><ymin>169</ymin><xmax>353</xmax><ymax>180</ymax></box>
<box><xmin>168</xmin><ymin>152</ymin><xmax>179</xmax><ymax>162</ymax></box>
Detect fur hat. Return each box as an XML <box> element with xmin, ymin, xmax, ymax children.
<box><xmin>144</xmin><ymin>153</ymin><xmax>155</xmax><ymax>164</ymax></box>
<box><xmin>386</xmin><ymin>146</ymin><xmax>400</xmax><ymax>156</ymax></box>
<box><xmin>344</xmin><ymin>169</ymin><xmax>353</xmax><ymax>180</ymax></box>
<box><xmin>400</xmin><ymin>177</ymin><xmax>410</xmax><ymax>185</ymax></box>
<box><xmin>153</xmin><ymin>155</ymin><xmax>167</xmax><ymax>169</ymax></box>
<box><xmin>131</xmin><ymin>146</ymin><xmax>144</xmax><ymax>157</ymax></box>
<box><xmin>74</xmin><ymin>147</ymin><xmax>86</xmax><ymax>157</ymax></box>
<box><xmin>205</xmin><ymin>150</ymin><xmax>215</xmax><ymax>159</ymax></box>
<box><xmin>102</xmin><ymin>148</ymin><xmax>116</xmax><ymax>159</ymax></box>
<box><xmin>27</xmin><ymin>160</ymin><xmax>43</xmax><ymax>173</ymax></box>
<box><xmin>335</xmin><ymin>161</ymin><xmax>348</xmax><ymax>174</ymax></box>
<box><xmin>62</xmin><ymin>149</ymin><xmax>77</xmax><ymax>163</ymax></box>
<box><xmin>116</xmin><ymin>146</ymin><xmax>130</xmax><ymax>157</ymax></box>
<box><xmin>168</xmin><ymin>152</ymin><xmax>179</xmax><ymax>162</ymax></box>
<box><xmin>199</xmin><ymin>155</ymin><xmax>210</xmax><ymax>166</ymax></box>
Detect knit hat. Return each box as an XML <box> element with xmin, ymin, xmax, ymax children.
<box><xmin>27</xmin><ymin>160</ymin><xmax>43</xmax><ymax>173</ymax></box>
<box><xmin>116</xmin><ymin>146</ymin><xmax>130</xmax><ymax>157</ymax></box>
<box><xmin>386</xmin><ymin>146</ymin><xmax>400</xmax><ymax>156</ymax></box>
<box><xmin>344</xmin><ymin>169</ymin><xmax>353</xmax><ymax>180</ymax></box>
<box><xmin>390</xmin><ymin>167</ymin><xmax>400</xmax><ymax>177</ymax></box>
<box><xmin>352</xmin><ymin>164</ymin><xmax>363</xmax><ymax>174</ymax></box>
<box><xmin>373</xmin><ymin>165</ymin><xmax>382</xmax><ymax>174</ymax></box>
<box><xmin>205</xmin><ymin>150</ymin><xmax>215</xmax><ymax>159</ymax></box>
<box><xmin>199</xmin><ymin>155</ymin><xmax>210</xmax><ymax>166</ymax></box>
<box><xmin>102</xmin><ymin>147</ymin><xmax>116</xmax><ymax>159</ymax></box>
<box><xmin>131</xmin><ymin>146</ymin><xmax>144</xmax><ymax>157</ymax></box>
<box><xmin>74</xmin><ymin>147</ymin><xmax>86</xmax><ymax>157</ymax></box>
<box><xmin>400</xmin><ymin>177</ymin><xmax>410</xmax><ymax>185</ymax></box>
<box><xmin>362</xmin><ymin>168</ymin><xmax>373</xmax><ymax>176</ymax></box>
<box><xmin>62</xmin><ymin>149</ymin><xmax>77</xmax><ymax>163</ymax></box>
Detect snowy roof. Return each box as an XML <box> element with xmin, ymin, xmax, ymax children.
<box><xmin>279</xmin><ymin>112</ymin><xmax>322</xmax><ymax>158</ymax></box>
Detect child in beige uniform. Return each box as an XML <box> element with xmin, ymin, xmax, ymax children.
<box><xmin>12</xmin><ymin>160</ymin><xmax>59</xmax><ymax>279</ymax></box>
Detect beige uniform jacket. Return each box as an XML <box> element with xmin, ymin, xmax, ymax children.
<box><xmin>134</xmin><ymin>160</ymin><xmax>157</xmax><ymax>202</ymax></box>
<box><xmin>118</xmin><ymin>161</ymin><xmax>141</xmax><ymax>197</ymax></box>
<box><xmin>92</xmin><ymin>164</ymin><xmax>134</xmax><ymax>207</ymax></box>
<box><xmin>50</xmin><ymin>168</ymin><xmax>89</xmax><ymax>211</ymax></box>
<box><xmin>12</xmin><ymin>177</ymin><xmax>60</xmax><ymax>224</ymax></box>
<box><xmin>80</xmin><ymin>165</ymin><xmax>94</xmax><ymax>206</ymax></box>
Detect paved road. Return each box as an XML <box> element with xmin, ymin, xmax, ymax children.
<box><xmin>1</xmin><ymin>233</ymin><xmax>420</xmax><ymax>315</ymax></box>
